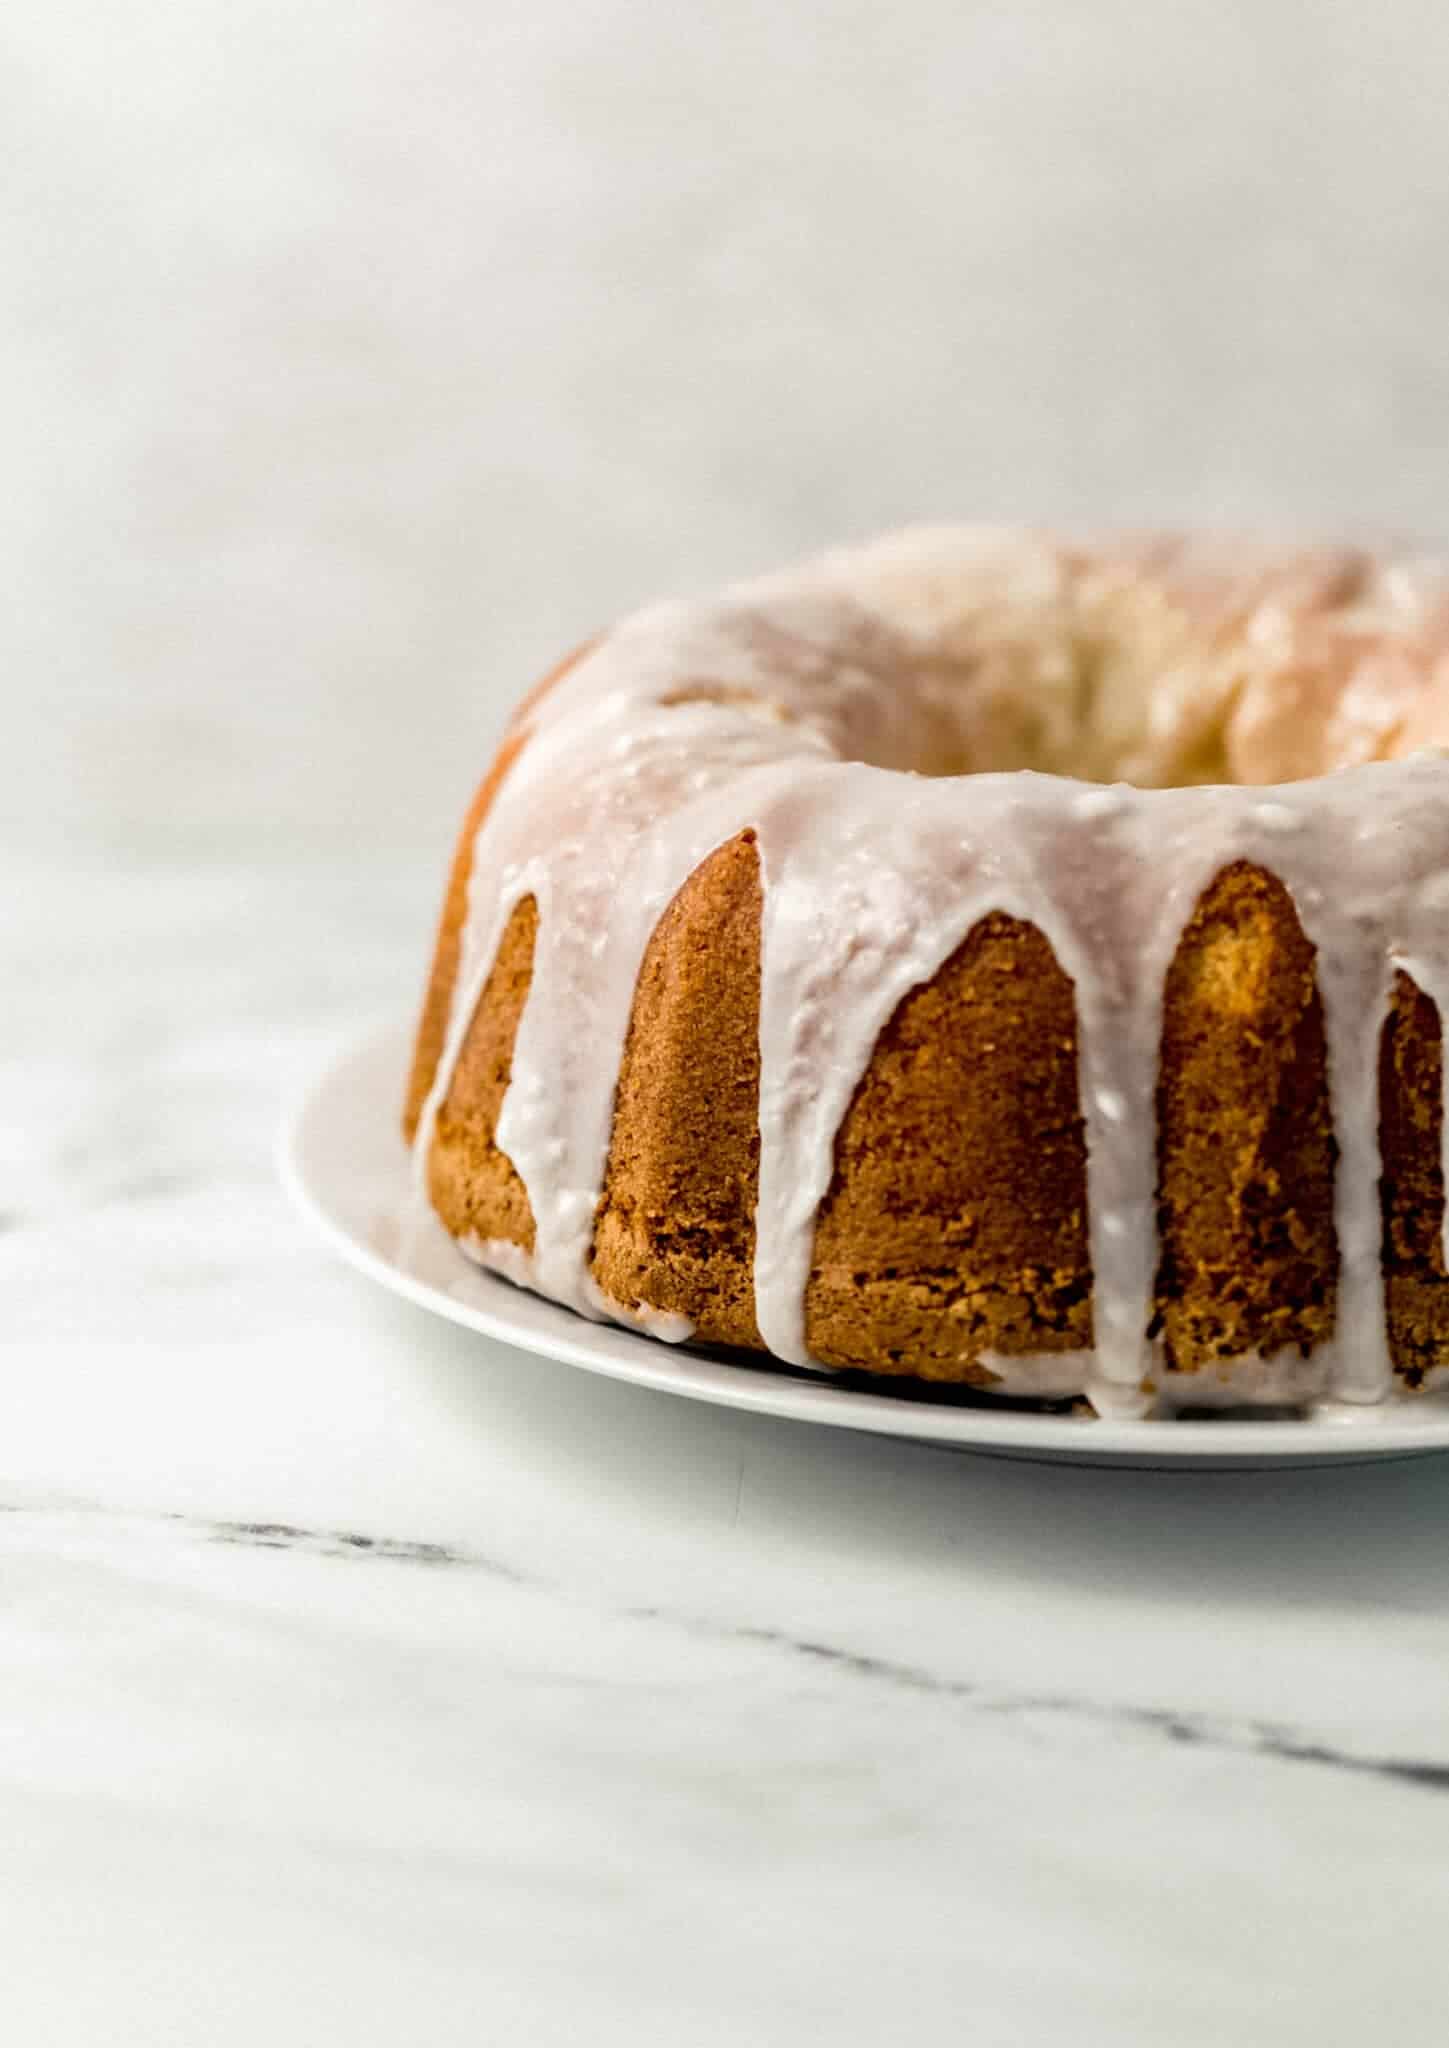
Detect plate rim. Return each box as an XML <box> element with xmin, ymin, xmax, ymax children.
<box><xmin>279</xmin><ymin>1020</ymin><xmax>1449</xmax><ymax>1467</ymax></box>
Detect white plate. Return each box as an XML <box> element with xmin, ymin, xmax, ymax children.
<box><xmin>280</xmin><ymin>1022</ymin><xmax>1449</xmax><ymax>1469</ymax></box>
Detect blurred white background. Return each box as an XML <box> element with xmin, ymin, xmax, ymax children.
<box><xmin>7</xmin><ymin>0</ymin><xmax>1449</xmax><ymax>866</ymax></box>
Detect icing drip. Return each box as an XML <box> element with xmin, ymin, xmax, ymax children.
<box><xmin>412</xmin><ymin>529</ymin><xmax>1449</xmax><ymax>1417</ymax></box>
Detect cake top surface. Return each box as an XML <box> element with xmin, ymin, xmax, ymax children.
<box><xmin>727</xmin><ymin>526</ymin><xmax>1449</xmax><ymax>788</ymax></box>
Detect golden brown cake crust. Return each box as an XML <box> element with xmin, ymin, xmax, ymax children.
<box><xmin>1379</xmin><ymin>971</ymin><xmax>1449</xmax><ymax>1386</ymax></box>
<box><xmin>591</xmin><ymin>831</ymin><xmax>765</xmax><ymax>1348</ymax></box>
<box><xmin>426</xmin><ymin>894</ymin><xmax>538</xmax><ymax>1253</ymax></box>
<box><xmin>805</xmin><ymin>914</ymin><xmax>1091</xmax><ymax>1380</ymax></box>
<box><xmin>1153</xmin><ymin>862</ymin><xmax>1337</xmax><ymax>1377</ymax></box>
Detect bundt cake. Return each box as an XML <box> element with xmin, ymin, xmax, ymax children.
<box><xmin>404</xmin><ymin>528</ymin><xmax>1449</xmax><ymax>1418</ymax></box>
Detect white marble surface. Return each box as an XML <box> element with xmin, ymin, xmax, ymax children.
<box><xmin>11</xmin><ymin>3</ymin><xmax>1449</xmax><ymax>2037</ymax></box>
<box><xmin>8</xmin><ymin>857</ymin><xmax>1449</xmax><ymax>2041</ymax></box>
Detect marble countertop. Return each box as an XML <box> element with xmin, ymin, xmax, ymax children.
<box><xmin>4</xmin><ymin>850</ymin><xmax>1448</xmax><ymax>2045</ymax></box>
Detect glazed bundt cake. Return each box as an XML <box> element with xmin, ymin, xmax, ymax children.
<box><xmin>404</xmin><ymin>528</ymin><xmax>1449</xmax><ymax>1418</ymax></box>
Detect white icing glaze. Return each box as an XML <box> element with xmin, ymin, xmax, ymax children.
<box><xmin>594</xmin><ymin>1294</ymin><xmax>695</xmax><ymax>1345</ymax></box>
<box><xmin>462</xmin><ymin>1236</ymin><xmax>535</xmax><ymax>1293</ymax></box>
<box><xmin>412</xmin><ymin>528</ymin><xmax>1449</xmax><ymax>1419</ymax></box>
